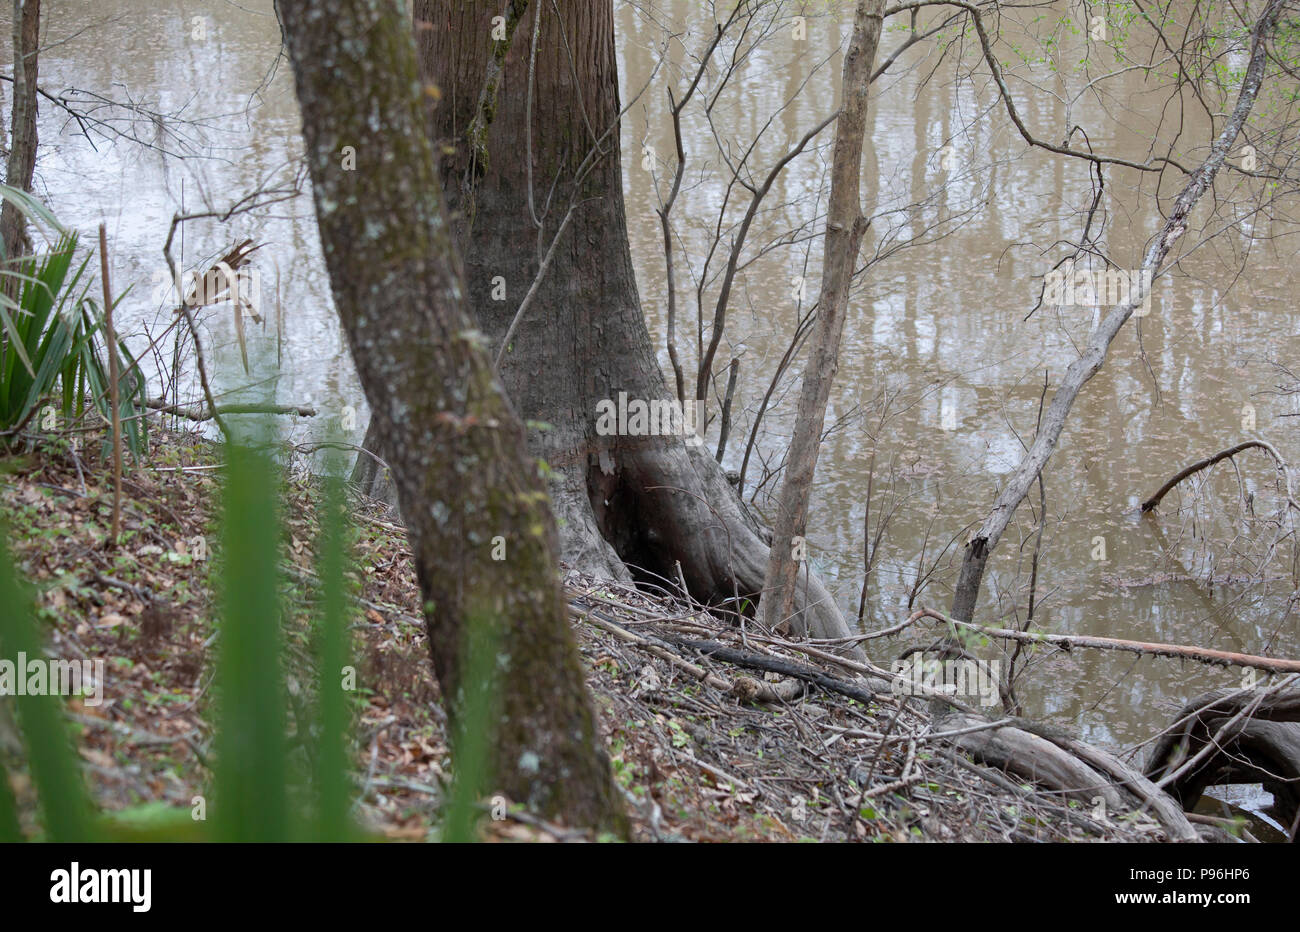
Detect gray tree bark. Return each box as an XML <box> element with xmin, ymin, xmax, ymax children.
<box><xmin>351</xmin><ymin>0</ymin><xmax>863</xmax><ymax>654</ymax></box>
<box><xmin>278</xmin><ymin>0</ymin><xmax>626</xmax><ymax>834</ymax></box>
<box><xmin>1</xmin><ymin>0</ymin><xmax>39</xmax><ymax>262</ymax></box>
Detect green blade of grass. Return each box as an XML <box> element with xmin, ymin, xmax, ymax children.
<box><xmin>442</xmin><ymin>609</ymin><xmax>503</xmax><ymax>843</ymax></box>
<box><xmin>214</xmin><ymin>436</ymin><xmax>290</xmax><ymax>842</ymax></box>
<box><xmin>0</xmin><ymin>530</ymin><xmax>95</xmax><ymax>841</ymax></box>
<box><xmin>0</xmin><ymin>752</ymin><xmax>22</xmax><ymax>842</ymax></box>
<box><xmin>0</xmin><ymin>182</ymin><xmax>70</xmax><ymax>242</ymax></box>
<box><xmin>0</xmin><ymin>297</ymin><xmax>36</xmax><ymax>380</ymax></box>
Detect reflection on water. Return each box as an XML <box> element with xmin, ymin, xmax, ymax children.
<box><xmin>21</xmin><ymin>0</ymin><xmax>1300</xmax><ymax>754</ymax></box>
<box><xmin>1200</xmin><ymin>784</ymin><xmax>1290</xmax><ymax>843</ymax></box>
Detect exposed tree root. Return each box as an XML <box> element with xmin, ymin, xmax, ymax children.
<box><xmin>354</xmin><ymin>425</ymin><xmax>864</xmax><ymax>658</ymax></box>
<box><xmin>933</xmin><ymin>707</ymin><xmax>1129</xmax><ymax>811</ymax></box>
<box><xmin>1146</xmin><ymin>684</ymin><xmax>1300</xmax><ymax>838</ymax></box>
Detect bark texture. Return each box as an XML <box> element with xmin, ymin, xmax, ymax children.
<box><xmin>278</xmin><ymin>0</ymin><xmax>626</xmax><ymax>834</ymax></box>
<box><xmin>1</xmin><ymin>0</ymin><xmax>39</xmax><ymax>262</ymax></box>
<box><xmin>762</xmin><ymin>0</ymin><xmax>883</xmax><ymax>636</ymax></box>
<box><xmin>352</xmin><ymin>0</ymin><xmax>862</xmax><ymax>652</ymax></box>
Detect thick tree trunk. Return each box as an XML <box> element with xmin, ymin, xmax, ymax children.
<box><xmin>763</xmin><ymin>0</ymin><xmax>882</xmax><ymax>636</ymax></box>
<box><xmin>398</xmin><ymin>0</ymin><xmax>860</xmax><ymax>653</ymax></box>
<box><xmin>1</xmin><ymin>0</ymin><xmax>39</xmax><ymax>262</ymax></box>
<box><xmin>278</xmin><ymin>0</ymin><xmax>626</xmax><ymax>834</ymax></box>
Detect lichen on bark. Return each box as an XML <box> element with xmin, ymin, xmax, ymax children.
<box><xmin>278</xmin><ymin>0</ymin><xmax>627</xmax><ymax>835</ymax></box>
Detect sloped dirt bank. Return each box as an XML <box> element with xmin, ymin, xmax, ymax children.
<box><xmin>0</xmin><ymin>428</ymin><xmax>1272</xmax><ymax>841</ymax></box>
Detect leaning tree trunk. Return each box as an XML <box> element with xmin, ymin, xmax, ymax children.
<box><xmin>1</xmin><ymin>0</ymin><xmax>39</xmax><ymax>262</ymax></box>
<box><xmin>278</xmin><ymin>0</ymin><xmax>626</xmax><ymax>835</ymax></box>
<box><xmin>946</xmin><ymin>0</ymin><xmax>1284</xmax><ymax>625</ymax></box>
<box><xmin>385</xmin><ymin>0</ymin><xmax>860</xmax><ymax>653</ymax></box>
<box><xmin>763</xmin><ymin>0</ymin><xmax>882</xmax><ymax>636</ymax></box>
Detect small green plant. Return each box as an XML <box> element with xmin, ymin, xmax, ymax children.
<box><xmin>440</xmin><ymin>607</ymin><xmax>504</xmax><ymax>843</ymax></box>
<box><xmin>0</xmin><ymin>184</ymin><xmax>145</xmax><ymax>454</ymax></box>
<box><xmin>0</xmin><ymin>424</ymin><xmax>360</xmax><ymax>841</ymax></box>
<box><xmin>0</xmin><ymin>531</ymin><xmax>95</xmax><ymax>842</ymax></box>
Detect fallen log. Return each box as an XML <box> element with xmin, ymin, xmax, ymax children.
<box><xmin>572</xmin><ymin>603</ymin><xmax>807</xmax><ymax>704</ymax></box>
<box><xmin>1145</xmin><ymin>686</ymin><xmax>1300</xmax><ymax>838</ymax></box>
<box><xmin>146</xmin><ymin>398</ymin><xmax>318</xmax><ymax>421</ymax></box>
<box><xmin>931</xmin><ymin>707</ymin><xmax>1127</xmax><ymax>812</ymax></box>
<box><xmin>665</xmin><ymin>635</ymin><xmax>877</xmax><ymax>705</ymax></box>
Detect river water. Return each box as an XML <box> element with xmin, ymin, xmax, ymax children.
<box><xmin>20</xmin><ymin>1</ymin><xmax>1300</xmax><ymax>798</ymax></box>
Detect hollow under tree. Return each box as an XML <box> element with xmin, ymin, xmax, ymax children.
<box><xmin>277</xmin><ymin>0</ymin><xmax>627</xmax><ymax>834</ymax></box>
<box><xmin>352</xmin><ymin>0</ymin><xmax>861</xmax><ymax>652</ymax></box>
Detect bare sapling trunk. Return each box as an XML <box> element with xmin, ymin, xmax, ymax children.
<box><xmin>762</xmin><ymin>0</ymin><xmax>884</xmax><ymax>636</ymax></box>
<box><xmin>1</xmin><ymin>0</ymin><xmax>39</xmax><ymax>262</ymax></box>
<box><xmin>278</xmin><ymin>0</ymin><xmax>626</xmax><ymax>835</ymax></box>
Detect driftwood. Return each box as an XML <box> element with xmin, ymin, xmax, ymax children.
<box><xmin>666</xmin><ymin>636</ymin><xmax>878</xmax><ymax>705</ymax></box>
<box><xmin>573</xmin><ymin>586</ymin><xmax>1213</xmax><ymax>839</ymax></box>
<box><xmin>1141</xmin><ymin>439</ymin><xmax>1299</xmax><ymax>513</ymax></box>
<box><xmin>573</xmin><ymin>603</ymin><xmax>807</xmax><ymax>704</ymax></box>
<box><xmin>1145</xmin><ymin>686</ymin><xmax>1300</xmax><ymax>837</ymax></box>
<box><xmin>574</xmin><ymin>585</ymin><xmax>1265</xmax><ymax>840</ymax></box>
<box><xmin>680</xmin><ymin>617</ymin><xmax>1206</xmax><ymax>837</ymax></box>
<box><xmin>582</xmin><ymin>594</ymin><xmax>1292</xmax><ymax>840</ymax></box>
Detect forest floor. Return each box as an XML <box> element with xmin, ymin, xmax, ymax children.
<box><xmin>0</xmin><ymin>425</ymin><xmax>1210</xmax><ymax>842</ymax></box>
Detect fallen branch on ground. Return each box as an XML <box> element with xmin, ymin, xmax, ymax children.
<box><xmin>573</xmin><ymin>603</ymin><xmax>805</xmax><ymax>704</ymax></box>
<box><xmin>909</xmin><ymin>607</ymin><xmax>1300</xmax><ymax>674</ymax></box>
<box><xmin>147</xmin><ymin>398</ymin><xmax>318</xmax><ymax>421</ymax></box>
<box><xmin>665</xmin><ymin>635</ymin><xmax>878</xmax><ymax>705</ymax></box>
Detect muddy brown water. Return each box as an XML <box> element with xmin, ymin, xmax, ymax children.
<box><xmin>21</xmin><ymin>2</ymin><xmax>1300</xmax><ymax>820</ymax></box>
